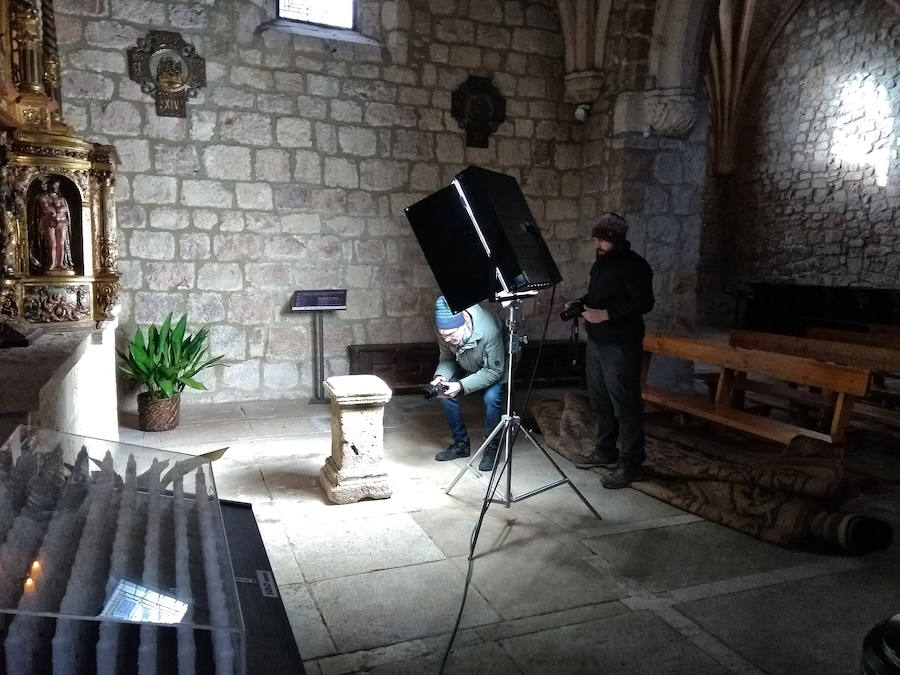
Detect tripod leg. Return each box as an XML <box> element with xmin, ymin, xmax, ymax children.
<box><xmin>446</xmin><ymin>417</ymin><xmax>510</xmax><ymax>494</ymax></box>
<box><xmin>518</xmin><ymin>425</ymin><xmax>602</xmax><ymax>519</ymax></box>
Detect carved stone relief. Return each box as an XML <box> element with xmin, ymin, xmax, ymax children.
<box><xmin>647</xmin><ymin>89</ymin><xmax>698</xmax><ymax>138</ymax></box>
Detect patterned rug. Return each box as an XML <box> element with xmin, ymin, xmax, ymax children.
<box><xmin>529</xmin><ymin>392</ymin><xmax>893</xmax><ymax>553</ymax></box>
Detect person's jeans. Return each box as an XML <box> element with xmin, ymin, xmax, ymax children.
<box><xmin>440</xmin><ymin>369</ymin><xmax>504</xmax><ymax>447</ymax></box>
<box><xmin>584</xmin><ymin>339</ymin><xmax>645</xmax><ymax>468</ymax></box>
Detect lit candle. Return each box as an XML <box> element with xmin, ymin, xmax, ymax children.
<box><xmin>23</xmin><ymin>577</ymin><xmax>34</xmax><ymax>593</ymax></box>
<box><xmin>30</xmin><ymin>560</ymin><xmax>41</xmax><ymax>579</ymax></box>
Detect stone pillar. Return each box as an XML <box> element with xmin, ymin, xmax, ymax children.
<box><xmin>318</xmin><ymin>374</ymin><xmax>392</xmax><ymax>504</ymax></box>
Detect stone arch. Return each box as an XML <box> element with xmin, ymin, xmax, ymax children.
<box><xmin>612</xmin><ymin>0</ymin><xmax>714</xmax><ymax>139</ymax></box>
<box><xmin>647</xmin><ymin>0</ymin><xmax>713</xmax><ymax>91</ymax></box>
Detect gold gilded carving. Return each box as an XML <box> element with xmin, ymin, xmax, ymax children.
<box><xmin>0</xmin><ymin>163</ymin><xmax>24</xmax><ymax>278</ymax></box>
<box><xmin>14</xmin><ymin>4</ymin><xmax>40</xmax><ymax>46</ymax></box>
<box><xmin>21</xmin><ymin>107</ymin><xmax>46</xmax><ymax>125</ymax></box>
<box><xmin>23</xmin><ymin>283</ymin><xmax>90</xmax><ymax>322</ymax></box>
<box><xmin>128</xmin><ymin>30</ymin><xmax>206</xmax><ymax>118</ymax></box>
<box><xmin>10</xmin><ymin>141</ymin><xmax>90</xmax><ymax>162</ymax></box>
<box><xmin>0</xmin><ymin>284</ymin><xmax>19</xmax><ymax>317</ymax></box>
<box><xmin>0</xmin><ymin>213</ymin><xmax>23</xmax><ymax>278</ymax></box>
<box><xmin>0</xmin><ymin>6</ymin><xmax>120</xmax><ymax>325</ymax></box>
<box><xmin>94</xmin><ymin>279</ymin><xmax>118</xmax><ymax>319</ymax></box>
<box><xmin>43</xmin><ymin>54</ymin><xmax>60</xmax><ymax>88</ymax></box>
<box><xmin>13</xmin><ymin>3</ymin><xmax>45</xmax><ymax>95</ymax></box>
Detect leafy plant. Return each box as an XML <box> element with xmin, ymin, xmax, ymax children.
<box><xmin>117</xmin><ymin>313</ymin><xmax>225</xmax><ymax>399</ymax></box>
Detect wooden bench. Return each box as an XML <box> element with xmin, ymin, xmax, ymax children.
<box><xmin>728</xmin><ymin>330</ymin><xmax>900</xmax><ymax>426</ymax></box>
<box><xmin>642</xmin><ymin>333</ymin><xmax>870</xmax><ymax>446</ymax></box>
<box><xmin>806</xmin><ymin>326</ymin><xmax>899</xmax><ymax>351</ymax></box>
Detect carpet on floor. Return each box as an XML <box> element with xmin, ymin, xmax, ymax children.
<box><xmin>530</xmin><ymin>392</ymin><xmax>893</xmax><ymax>554</ymax></box>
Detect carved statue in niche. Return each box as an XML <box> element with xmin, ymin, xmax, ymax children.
<box><xmin>35</xmin><ymin>177</ymin><xmax>71</xmax><ymax>272</ymax></box>
<box><xmin>27</xmin><ymin>175</ymin><xmax>79</xmax><ymax>276</ymax></box>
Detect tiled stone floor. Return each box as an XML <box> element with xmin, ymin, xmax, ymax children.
<box><xmin>118</xmin><ymin>390</ymin><xmax>900</xmax><ymax>674</ymax></box>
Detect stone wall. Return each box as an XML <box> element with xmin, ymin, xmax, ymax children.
<box><xmin>56</xmin><ymin>0</ymin><xmax>591</xmax><ymax>402</ymax></box>
<box><xmin>706</xmin><ymin>0</ymin><xmax>900</xmax><ymax>320</ymax></box>
<box><xmin>583</xmin><ymin>0</ymin><xmax>709</xmax><ymax>338</ymax></box>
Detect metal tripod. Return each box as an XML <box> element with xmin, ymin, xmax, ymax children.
<box><xmin>445</xmin><ymin>297</ymin><xmax>601</xmax><ymax>518</ymax></box>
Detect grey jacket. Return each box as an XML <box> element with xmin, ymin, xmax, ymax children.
<box><xmin>434</xmin><ymin>303</ymin><xmax>506</xmax><ymax>394</ymax></box>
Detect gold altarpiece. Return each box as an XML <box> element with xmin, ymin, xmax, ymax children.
<box><xmin>0</xmin><ymin>0</ymin><xmax>118</xmax><ymax>325</ymax></box>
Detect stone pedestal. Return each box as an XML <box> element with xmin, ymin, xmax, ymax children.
<box><xmin>318</xmin><ymin>374</ymin><xmax>392</xmax><ymax>504</ymax></box>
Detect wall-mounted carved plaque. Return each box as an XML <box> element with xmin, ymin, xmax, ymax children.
<box><xmin>128</xmin><ymin>30</ymin><xmax>206</xmax><ymax>118</ymax></box>
<box><xmin>451</xmin><ymin>75</ymin><xmax>506</xmax><ymax>148</ymax></box>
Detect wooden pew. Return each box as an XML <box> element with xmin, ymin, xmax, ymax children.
<box><xmin>642</xmin><ymin>333</ymin><xmax>870</xmax><ymax>445</ymax></box>
<box><xmin>867</xmin><ymin>323</ymin><xmax>900</xmax><ymax>338</ymax></box>
<box><xmin>729</xmin><ymin>329</ymin><xmax>900</xmax><ymax>429</ymax></box>
<box><xmin>806</xmin><ymin>326</ymin><xmax>898</xmax><ymax>351</ymax></box>
<box><xmin>731</xmin><ymin>330</ymin><xmax>900</xmax><ymax>376</ymax></box>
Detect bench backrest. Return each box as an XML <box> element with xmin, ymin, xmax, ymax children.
<box><xmin>730</xmin><ymin>330</ymin><xmax>900</xmax><ymax>376</ymax></box>
<box><xmin>806</xmin><ymin>327</ymin><xmax>899</xmax><ymax>350</ymax></box>
<box><xmin>643</xmin><ymin>332</ymin><xmax>869</xmax><ymax>396</ymax></box>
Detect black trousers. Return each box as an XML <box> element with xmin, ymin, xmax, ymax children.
<box><xmin>584</xmin><ymin>339</ymin><xmax>645</xmax><ymax>468</ymax></box>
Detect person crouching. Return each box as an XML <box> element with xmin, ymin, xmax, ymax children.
<box><xmin>430</xmin><ymin>296</ymin><xmax>507</xmax><ymax>471</ymax></box>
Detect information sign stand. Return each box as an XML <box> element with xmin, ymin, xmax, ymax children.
<box><xmin>291</xmin><ymin>290</ymin><xmax>347</xmax><ymax>404</ymax></box>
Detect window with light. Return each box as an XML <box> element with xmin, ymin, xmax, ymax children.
<box><xmin>278</xmin><ymin>0</ymin><xmax>354</xmax><ymax>29</ymax></box>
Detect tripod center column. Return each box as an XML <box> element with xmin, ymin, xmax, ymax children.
<box><xmin>319</xmin><ymin>375</ymin><xmax>393</xmax><ymax>504</ymax></box>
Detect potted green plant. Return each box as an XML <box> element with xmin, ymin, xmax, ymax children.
<box><xmin>117</xmin><ymin>313</ymin><xmax>224</xmax><ymax>431</ymax></box>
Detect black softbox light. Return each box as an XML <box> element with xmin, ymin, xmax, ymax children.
<box><xmin>404</xmin><ymin>166</ymin><xmax>562</xmax><ymax>313</ymax></box>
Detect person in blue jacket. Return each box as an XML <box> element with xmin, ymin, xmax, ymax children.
<box><xmin>430</xmin><ymin>296</ymin><xmax>507</xmax><ymax>471</ymax></box>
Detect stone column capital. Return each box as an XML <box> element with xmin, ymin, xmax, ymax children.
<box><xmin>564</xmin><ymin>70</ymin><xmax>605</xmax><ymax>104</ymax></box>
<box><xmin>647</xmin><ymin>88</ymin><xmax>697</xmax><ymax>138</ymax></box>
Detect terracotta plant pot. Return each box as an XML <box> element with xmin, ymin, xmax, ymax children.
<box><xmin>137</xmin><ymin>392</ymin><xmax>181</xmax><ymax>431</ymax></box>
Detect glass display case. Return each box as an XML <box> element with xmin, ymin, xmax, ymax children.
<box><xmin>0</xmin><ymin>425</ymin><xmax>244</xmax><ymax>674</ymax></box>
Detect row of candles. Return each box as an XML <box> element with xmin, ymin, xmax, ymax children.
<box><xmin>23</xmin><ymin>560</ymin><xmax>41</xmax><ymax>594</ymax></box>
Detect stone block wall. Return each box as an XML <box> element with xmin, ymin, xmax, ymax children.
<box><xmin>580</xmin><ymin>0</ymin><xmax>709</xmax><ymax>337</ymax></box>
<box><xmin>706</xmin><ymin>0</ymin><xmax>900</xmax><ymax>319</ymax></box>
<box><xmin>56</xmin><ymin>0</ymin><xmax>592</xmax><ymax>402</ymax></box>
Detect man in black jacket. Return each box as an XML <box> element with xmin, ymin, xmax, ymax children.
<box><xmin>567</xmin><ymin>213</ymin><xmax>654</xmax><ymax>488</ymax></box>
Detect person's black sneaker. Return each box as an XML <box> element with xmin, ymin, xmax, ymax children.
<box><xmin>435</xmin><ymin>439</ymin><xmax>470</xmax><ymax>461</ymax></box>
<box><xmin>478</xmin><ymin>442</ymin><xmax>499</xmax><ymax>471</ymax></box>
<box><xmin>574</xmin><ymin>448</ymin><xmax>619</xmax><ymax>469</ymax></box>
<box><xmin>600</xmin><ymin>464</ymin><xmax>642</xmax><ymax>489</ymax></box>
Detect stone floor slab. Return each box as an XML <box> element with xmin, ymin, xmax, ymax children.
<box><xmin>502</xmin><ymin>609</ymin><xmax>731</xmax><ymax>674</ymax></box>
<box><xmin>280</xmin><ymin>582</ymin><xmax>337</xmax><ymax>660</ymax></box>
<box><xmin>310</xmin><ymin>560</ymin><xmax>500</xmax><ymax>653</ymax></box>
<box><xmin>676</xmin><ymin>560</ymin><xmax>900</xmax><ymax>674</ymax></box>
<box><xmin>451</xmin><ymin>529</ymin><xmax>622</xmax><ymax>620</ymax></box>
<box><xmin>367</xmin><ymin>641</ymin><xmax>521</xmax><ymax>674</ymax></box>
<box><xmin>285</xmin><ymin>511</ymin><xmax>446</xmax><ymax>581</ymax></box>
<box><xmin>583</xmin><ymin>520</ymin><xmax>819</xmax><ymax>592</ymax></box>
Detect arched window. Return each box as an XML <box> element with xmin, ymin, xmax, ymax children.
<box><xmin>278</xmin><ymin>0</ymin><xmax>354</xmax><ymax>29</ymax></box>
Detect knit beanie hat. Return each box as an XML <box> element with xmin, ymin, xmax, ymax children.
<box><xmin>435</xmin><ymin>296</ymin><xmax>465</xmax><ymax>329</ymax></box>
<box><xmin>591</xmin><ymin>212</ymin><xmax>628</xmax><ymax>243</ymax></box>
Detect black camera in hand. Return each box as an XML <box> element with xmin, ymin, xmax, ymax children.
<box><xmin>423</xmin><ymin>382</ymin><xmax>449</xmax><ymax>400</ymax></box>
<box><xmin>559</xmin><ymin>300</ymin><xmax>584</xmax><ymax>322</ymax></box>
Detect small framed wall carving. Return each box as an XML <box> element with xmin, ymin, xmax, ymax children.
<box><xmin>451</xmin><ymin>75</ymin><xmax>506</xmax><ymax>148</ymax></box>
<box><xmin>128</xmin><ymin>30</ymin><xmax>206</xmax><ymax>118</ymax></box>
